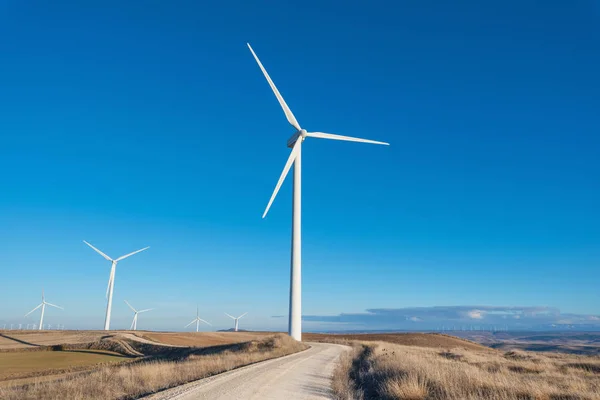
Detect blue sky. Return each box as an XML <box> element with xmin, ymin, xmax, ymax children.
<box><xmin>0</xmin><ymin>1</ymin><xmax>599</xmax><ymax>331</ymax></box>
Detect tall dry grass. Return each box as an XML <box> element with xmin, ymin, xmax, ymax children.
<box><xmin>0</xmin><ymin>334</ymin><xmax>307</xmax><ymax>400</ymax></box>
<box><xmin>333</xmin><ymin>342</ymin><xmax>600</xmax><ymax>400</ymax></box>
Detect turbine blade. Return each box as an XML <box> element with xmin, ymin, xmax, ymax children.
<box><xmin>83</xmin><ymin>241</ymin><xmax>113</xmax><ymax>261</ymax></box>
<box><xmin>115</xmin><ymin>246</ymin><xmax>150</xmax><ymax>262</ymax></box>
<box><xmin>106</xmin><ymin>267</ymin><xmax>115</xmax><ymax>299</ymax></box>
<box><xmin>184</xmin><ymin>319</ymin><xmax>196</xmax><ymax>328</ymax></box>
<box><xmin>25</xmin><ymin>303</ymin><xmax>42</xmax><ymax>317</ymax></box>
<box><xmin>45</xmin><ymin>302</ymin><xmax>63</xmax><ymax>310</ymax></box>
<box><xmin>138</xmin><ymin>308</ymin><xmax>153</xmax><ymax>313</ymax></box>
<box><xmin>306</xmin><ymin>132</ymin><xmax>389</xmax><ymax>146</ymax></box>
<box><xmin>263</xmin><ymin>139</ymin><xmax>301</xmax><ymax>218</ymax></box>
<box><xmin>238</xmin><ymin>312</ymin><xmax>248</xmax><ymax>319</ymax></box>
<box><xmin>247</xmin><ymin>43</ymin><xmax>301</xmax><ymax>131</ymax></box>
<box><xmin>124</xmin><ymin>300</ymin><xmax>136</xmax><ymax>312</ymax></box>
<box><xmin>199</xmin><ymin>318</ymin><xmax>212</xmax><ymax>326</ymax></box>
<box><xmin>225</xmin><ymin>313</ymin><xmax>236</xmax><ymax>320</ymax></box>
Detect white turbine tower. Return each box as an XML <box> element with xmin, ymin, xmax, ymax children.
<box><xmin>185</xmin><ymin>306</ymin><xmax>211</xmax><ymax>332</ymax></box>
<box><xmin>25</xmin><ymin>290</ymin><xmax>63</xmax><ymax>330</ymax></box>
<box><xmin>124</xmin><ymin>300</ymin><xmax>153</xmax><ymax>331</ymax></box>
<box><xmin>225</xmin><ymin>312</ymin><xmax>247</xmax><ymax>332</ymax></box>
<box><xmin>247</xmin><ymin>44</ymin><xmax>389</xmax><ymax>341</ymax></box>
<box><xmin>83</xmin><ymin>241</ymin><xmax>149</xmax><ymax>330</ymax></box>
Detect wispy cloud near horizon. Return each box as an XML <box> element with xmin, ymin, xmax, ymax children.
<box><xmin>302</xmin><ymin>306</ymin><xmax>600</xmax><ymax>330</ymax></box>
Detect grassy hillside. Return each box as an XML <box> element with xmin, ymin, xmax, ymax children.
<box><xmin>332</xmin><ymin>340</ymin><xmax>600</xmax><ymax>399</ymax></box>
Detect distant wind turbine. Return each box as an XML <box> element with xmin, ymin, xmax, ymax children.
<box><xmin>25</xmin><ymin>289</ymin><xmax>63</xmax><ymax>330</ymax></box>
<box><xmin>185</xmin><ymin>306</ymin><xmax>211</xmax><ymax>332</ymax></box>
<box><xmin>83</xmin><ymin>241</ymin><xmax>149</xmax><ymax>330</ymax></box>
<box><xmin>124</xmin><ymin>300</ymin><xmax>153</xmax><ymax>331</ymax></box>
<box><xmin>247</xmin><ymin>43</ymin><xmax>389</xmax><ymax>341</ymax></box>
<box><xmin>225</xmin><ymin>312</ymin><xmax>247</xmax><ymax>332</ymax></box>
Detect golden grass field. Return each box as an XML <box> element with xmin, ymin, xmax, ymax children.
<box><xmin>0</xmin><ymin>333</ymin><xmax>307</xmax><ymax>400</ymax></box>
<box><xmin>331</xmin><ymin>337</ymin><xmax>600</xmax><ymax>400</ymax></box>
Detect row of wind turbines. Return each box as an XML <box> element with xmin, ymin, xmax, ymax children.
<box><xmin>23</xmin><ymin>286</ymin><xmax>248</xmax><ymax>332</ymax></box>
<box><xmin>21</xmin><ymin>44</ymin><xmax>388</xmax><ymax>341</ymax></box>
<box><xmin>2</xmin><ymin>324</ymin><xmax>64</xmax><ymax>330</ymax></box>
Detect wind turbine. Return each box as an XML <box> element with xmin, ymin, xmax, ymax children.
<box><xmin>124</xmin><ymin>300</ymin><xmax>153</xmax><ymax>331</ymax></box>
<box><xmin>83</xmin><ymin>241</ymin><xmax>149</xmax><ymax>330</ymax></box>
<box><xmin>185</xmin><ymin>306</ymin><xmax>211</xmax><ymax>332</ymax></box>
<box><xmin>247</xmin><ymin>44</ymin><xmax>389</xmax><ymax>341</ymax></box>
<box><xmin>225</xmin><ymin>312</ymin><xmax>247</xmax><ymax>332</ymax></box>
<box><xmin>25</xmin><ymin>290</ymin><xmax>63</xmax><ymax>330</ymax></box>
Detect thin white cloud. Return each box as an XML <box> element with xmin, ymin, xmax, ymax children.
<box><xmin>467</xmin><ymin>310</ymin><xmax>484</xmax><ymax>319</ymax></box>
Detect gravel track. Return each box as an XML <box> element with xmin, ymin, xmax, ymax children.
<box><xmin>144</xmin><ymin>342</ymin><xmax>348</xmax><ymax>400</ymax></box>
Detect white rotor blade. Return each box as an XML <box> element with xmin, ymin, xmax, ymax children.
<box><xmin>130</xmin><ymin>319</ymin><xmax>135</xmax><ymax>330</ymax></box>
<box><xmin>263</xmin><ymin>138</ymin><xmax>302</xmax><ymax>218</ymax></box>
<box><xmin>138</xmin><ymin>308</ymin><xmax>153</xmax><ymax>313</ymax></box>
<box><xmin>247</xmin><ymin>43</ymin><xmax>301</xmax><ymax>131</ymax></box>
<box><xmin>115</xmin><ymin>246</ymin><xmax>150</xmax><ymax>262</ymax></box>
<box><xmin>45</xmin><ymin>302</ymin><xmax>63</xmax><ymax>310</ymax></box>
<box><xmin>25</xmin><ymin>303</ymin><xmax>42</xmax><ymax>317</ymax></box>
<box><xmin>306</xmin><ymin>132</ymin><xmax>389</xmax><ymax>146</ymax></box>
<box><xmin>124</xmin><ymin>300</ymin><xmax>136</xmax><ymax>312</ymax></box>
<box><xmin>184</xmin><ymin>319</ymin><xmax>196</xmax><ymax>328</ymax></box>
<box><xmin>199</xmin><ymin>318</ymin><xmax>212</xmax><ymax>326</ymax></box>
<box><xmin>224</xmin><ymin>313</ymin><xmax>236</xmax><ymax>320</ymax></box>
<box><xmin>83</xmin><ymin>241</ymin><xmax>112</xmax><ymax>261</ymax></box>
<box><xmin>238</xmin><ymin>312</ymin><xmax>248</xmax><ymax>319</ymax></box>
<box><xmin>106</xmin><ymin>267</ymin><xmax>115</xmax><ymax>299</ymax></box>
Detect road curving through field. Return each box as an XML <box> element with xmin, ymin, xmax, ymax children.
<box><xmin>144</xmin><ymin>342</ymin><xmax>348</xmax><ymax>400</ymax></box>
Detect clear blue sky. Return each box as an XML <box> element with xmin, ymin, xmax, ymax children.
<box><xmin>1</xmin><ymin>1</ymin><xmax>598</xmax><ymax>331</ymax></box>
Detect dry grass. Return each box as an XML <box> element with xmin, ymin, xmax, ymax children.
<box><xmin>332</xmin><ymin>345</ymin><xmax>364</xmax><ymax>400</ymax></box>
<box><xmin>305</xmin><ymin>333</ymin><xmax>491</xmax><ymax>352</ymax></box>
<box><xmin>0</xmin><ymin>334</ymin><xmax>308</xmax><ymax>400</ymax></box>
<box><xmin>332</xmin><ymin>341</ymin><xmax>600</xmax><ymax>400</ymax></box>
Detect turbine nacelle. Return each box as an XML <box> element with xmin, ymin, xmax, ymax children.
<box><xmin>287</xmin><ymin>130</ymin><xmax>306</xmax><ymax>148</ymax></box>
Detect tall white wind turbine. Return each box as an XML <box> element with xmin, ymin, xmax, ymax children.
<box><xmin>25</xmin><ymin>290</ymin><xmax>63</xmax><ymax>330</ymax></box>
<box><xmin>247</xmin><ymin>44</ymin><xmax>389</xmax><ymax>341</ymax></box>
<box><xmin>124</xmin><ymin>300</ymin><xmax>153</xmax><ymax>331</ymax></box>
<box><xmin>83</xmin><ymin>241</ymin><xmax>149</xmax><ymax>330</ymax></box>
<box><xmin>185</xmin><ymin>306</ymin><xmax>211</xmax><ymax>332</ymax></box>
<box><xmin>225</xmin><ymin>312</ymin><xmax>247</xmax><ymax>332</ymax></box>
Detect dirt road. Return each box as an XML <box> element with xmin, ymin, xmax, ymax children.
<box><xmin>145</xmin><ymin>342</ymin><xmax>348</xmax><ymax>400</ymax></box>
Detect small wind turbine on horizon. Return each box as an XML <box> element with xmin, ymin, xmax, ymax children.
<box><xmin>247</xmin><ymin>43</ymin><xmax>389</xmax><ymax>341</ymax></box>
<box><xmin>225</xmin><ymin>312</ymin><xmax>247</xmax><ymax>332</ymax></box>
<box><xmin>185</xmin><ymin>306</ymin><xmax>211</xmax><ymax>332</ymax></box>
<box><xmin>124</xmin><ymin>300</ymin><xmax>153</xmax><ymax>331</ymax></box>
<box><xmin>25</xmin><ymin>290</ymin><xmax>63</xmax><ymax>330</ymax></box>
<box><xmin>83</xmin><ymin>241</ymin><xmax>149</xmax><ymax>330</ymax></box>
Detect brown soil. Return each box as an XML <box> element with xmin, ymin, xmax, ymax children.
<box><xmin>304</xmin><ymin>332</ymin><xmax>494</xmax><ymax>352</ymax></box>
<box><xmin>0</xmin><ymin>331</ymin><xmax>108</xmax><ymax>350</ymax></box>
<box><xmin>134</xmin><ymin>331</ymin><xmax>272</xmax><ymax>347</ymax></box>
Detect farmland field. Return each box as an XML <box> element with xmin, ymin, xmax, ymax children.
<box><xmin>0</xmin><ymin>349</ymin><xmax>127</xmax><ymax>380</ymax></box>
<box><xmin>133</xmin><ymin>331</ymin><xmax>273</xmax><ymax>347</ymax></box>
